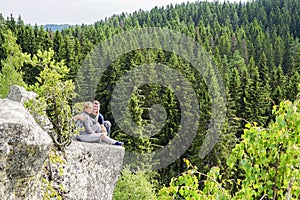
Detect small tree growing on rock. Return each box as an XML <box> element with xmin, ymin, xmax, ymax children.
<box><xmin>29</xmin><ymin>49</ymin><xmax>76</xmax><ymax>150</ymax></box>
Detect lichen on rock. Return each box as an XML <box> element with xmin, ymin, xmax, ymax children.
<box><xmin>0</xmin><ymin>99</ymin><xmax>53</xmax><ymax>200</ymax></box>
<box><xmin>0</xmin><ymin>86</ymin><xmax>125</xmax><ymax>200</ymax></box>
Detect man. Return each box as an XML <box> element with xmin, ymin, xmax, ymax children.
<box><xmin>91</xmin><ymin>100</ymin><xmax>111</xmax><ymax>137</ymax></box>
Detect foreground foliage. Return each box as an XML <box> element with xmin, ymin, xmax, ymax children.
<box><xmin>159</xmin><ymin>99</ymin><xmax>300</xmax><ymax>199</ymax></box>
<box><xmin>113</xmin><ymin>168</ymin><xmax>158</xmax><ymax>200</ymax></box>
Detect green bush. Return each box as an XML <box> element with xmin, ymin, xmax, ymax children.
<box><xmin>159</xmin><ymin>99</ymin><xmax>300</xmax><ymax>199</ymax></box>
<box><xmin>113</xmin><ymin>168</ymin><xmax>157</xmax><ymax>200</ymax></box>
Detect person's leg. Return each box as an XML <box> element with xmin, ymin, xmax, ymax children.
<box><xmin>100</xmin><ymin>134</ymin><xmax>116</xmax><ymax>145</ymax></box>
<box><xmin>103</xmin><ymin>120</ymin><xmax>111</xmax><ymax>137</ymax></box>
<box><xmin>100</xmin><ymin>134</ymin><xmax>123</xmax><ymax>145</ymax></box>
<box><xmin>92</xmin><ymin>123</ymin><xmax>101</xmax><ymax>133</ymax></box>
<box><xmin>77</xmin><ymin>133</ymin><xmax>101</xmax><ymax>142</ymax></box>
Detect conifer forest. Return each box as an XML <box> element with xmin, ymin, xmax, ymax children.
<box><xmin>1</xmin><ymin>0</ymin><xmax>300</xmax><ymax>199</ymax></box>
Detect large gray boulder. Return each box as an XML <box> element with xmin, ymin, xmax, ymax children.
<box><xmin>63</xmin><ymin>142</ymin><xmax>125</xmax><ymax>200</ymax></box>
<box><xmin>0</xmin><ymin>98</ymin><xmax>53</xmax><ymax>200</ymax></box>
<box><xmin>1</xmin><ymin>85</ymin><xmax>125</xmax><ymax>200</ymax></box>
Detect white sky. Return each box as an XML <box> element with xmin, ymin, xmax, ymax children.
<box><xmin>0</xmin><ymin>0</ymin><xmax>250</xmax><ymax>25</ymax></box>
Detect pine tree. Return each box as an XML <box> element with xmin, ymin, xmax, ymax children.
<box><xmin>270</xmin><ymin>65</ymin><xmax>286</xmax><ymax>105</ymax></box>
<box><xmin>239</xmin><ymin>67</ymin><xmax>252</xmax><ymax>121</ymax></box>
<box><xmin>0</xmin><ymin>30</ymin><xmax>30</xmax><ymax>97</ymax></box>
<box><xmin>53</xmin><ymin>31</ymin><xmax>65</xmax><ymax>61</ymax></box>
<box><xmin>249</xmin><ymin>65</ymin><xmax>267</xmax><ymax>124</ymax></box>
<box><xmin>274</xmin><ymin>36</ymin><xmax>285</xmax><ymax>67</ymax></box>
<box><xmin>285</xmin><ymin>70</ymin><xmax>300</xmax><ymax>101</ymax></box>
<box><xmin>75</xmin><ymin>54</ymin><xmax>99</xmax><ymax>102</ymax></box>
<box><xmin>258</xmin><ymin>51</ymin><xmax>272</xmax><ymax>123</ymax></box>
<box><xmin>64</xmin><ymin>36</ymin><xmax>78</xmax><ymax>80</ymax></box>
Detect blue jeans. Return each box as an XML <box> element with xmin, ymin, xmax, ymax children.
<box><xmin>103</xmin><ymin>120</ymin><xmax>111</xmax><ymax>137</ymax></box>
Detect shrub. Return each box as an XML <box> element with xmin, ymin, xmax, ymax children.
<box><xmin>113</xmin><ymin>168</ymin><xmax>157</xmax><ymax>200</ymax></box>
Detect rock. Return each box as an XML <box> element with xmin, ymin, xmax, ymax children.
<box><xmin>62</xmin><ymin>141</ymin><xmax>125</xmax><ymax>200</ymax></box>
<box><xmin>6</xmin><ymin>85</ymin><xmax>53</xmax><ymax>132</ymax></box>
<box><xmin>6</xmin><ymin>85</ymin><xmax>38</xmax><ymax>104</ymax></box>
<box><xmin>0</xmin><ymin>99</ymin><xmax>53</xmax><ymax>200</ymax></box>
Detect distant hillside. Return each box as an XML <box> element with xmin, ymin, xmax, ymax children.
<box><xmin>42</xmin><ymin>24</ymin><xmax>71</xmax><ymax>31</ymax></box>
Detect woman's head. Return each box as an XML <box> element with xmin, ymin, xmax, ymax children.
<box><xmin>83</xmin><ymin>101</ymin><xmax>93</xmax><ymax>114</ymax></box>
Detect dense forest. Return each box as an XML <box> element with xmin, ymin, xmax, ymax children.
<box><xmin>1</xmin><ymin>0</ymin><xmax>300</xmax><ymax>199</ymax></box>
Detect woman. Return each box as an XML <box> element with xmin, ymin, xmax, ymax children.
<box><xmin>75</xmin><ymin>101</ymin><xmax>123</xmax><ymax>145</ymax></box>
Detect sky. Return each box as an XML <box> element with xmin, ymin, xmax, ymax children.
<box><xmin>0</xmin><ymin>0</ymin><xmax>250</xmax><ymax>25</ymax></box>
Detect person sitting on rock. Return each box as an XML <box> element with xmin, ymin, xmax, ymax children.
<box><xmin>74</xmin><ymin>101</ymin><xmax>123</xmax><ymax>145</ymax></box>
<box><xmin>90</xmin><ymin>100</ymin><xmax>112</xmax><ymax>137</ymax></box>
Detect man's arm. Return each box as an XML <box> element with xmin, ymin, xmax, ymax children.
<box><xmin>100</xmin><ymin>124</ymin><xmax>107</xmax><ymax>135</ymax></box>
<box><xmin>98</xmin><ymin>113</ymin><xmax>104</xmax><ymax>124</ymax></box>
<box><xmin>97</xmin><ymin>113</ymin><xmax>107</xmax><ymax>135</ymax></box>
<box><xmin>73</xmin><ymin>114</ymin><xmax>86</xmax><ymax>122</ymax></box>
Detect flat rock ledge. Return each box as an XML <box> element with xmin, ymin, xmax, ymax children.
<box><xmin>63</xmin><ymin>141</ymin><xmax>125</xmax><ymax>200</ymax></box>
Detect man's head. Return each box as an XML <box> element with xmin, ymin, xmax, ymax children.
<box><xmin>92</xmin><ymin>100</ymin><xmax>100</xmax><ymax>115</ymax></box>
